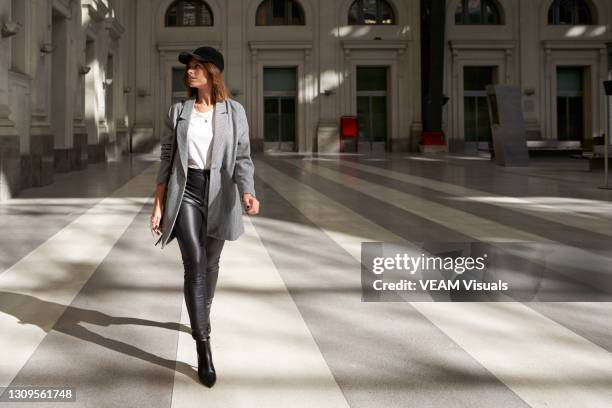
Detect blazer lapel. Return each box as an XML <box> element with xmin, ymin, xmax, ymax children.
<box><xmin>176</xmin><ymin>99</ymin><xmax>194</xmax><ymax>176</ymax></box>
<box><xmin>211</xmin><ymin>100</ymin><xmax>229</xmax><ymax>168</ymax></box>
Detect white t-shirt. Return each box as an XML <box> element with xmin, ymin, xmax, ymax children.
<box><xmin>187</xmin><ymin>106</ymin><xmax>214</xmax><ymax>170</ymax></box>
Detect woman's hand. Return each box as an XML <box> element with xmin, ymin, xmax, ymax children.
<box><xmin>151</xmin><ymin>183</ymin><xmax>167</xmax><ymax>237</ymax></box>
<box><xmin>242</xmin><ymin>193</ymin><xmax>259</xmax><ymax>215</ymax></box>
<box><xmin>150</xmin><ymin>204</ymin><xmax>164</xmax><ymax>237</ymax></box>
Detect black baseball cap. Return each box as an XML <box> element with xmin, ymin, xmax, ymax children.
<box><xmin>178</xmin><ymin>46</ymin><xmax>224</xmax><ymax>73</ymax></box>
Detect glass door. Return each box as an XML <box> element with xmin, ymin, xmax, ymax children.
<box><xmin>356</xmin><ymin>67</ymin><xmax>388</xmax><ymax>153</ymax></box>
<box><xmin>264</xmin><ymin>67</ymin><xmax>297</xmax><ymax>151</ymax></box>
<box><xmin>463</xmin><ymin>66</ymin><xmax>495</xmax><ymax>152</ymax></box>
<box><xmin>556</xmin><ymin>67</ymin><xmax>584</xmax><ymax>142</ymax></box>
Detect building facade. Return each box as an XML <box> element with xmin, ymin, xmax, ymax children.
<box><xmin>1</xmin><ymin>0</ymin><xmax>128</xmax><ymax>201</ymax></box>
<box><xmin>0</xmin><ymin>0</ymin><xmax>611</xmax><ymax>202</ymax></box>
<box><xmin>444</xmin><ymin>0</ymin><xmax>612</xmax><ymax>152</ymax></box>
<box><xmin>143</xmin><ymin>0</ymin><xmax>419</xmax><ymax>155</ymax></box>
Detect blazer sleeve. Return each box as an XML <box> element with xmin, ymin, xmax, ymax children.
<box><xmin>232</xmin><ymin>103</ymin><xmax>256</xmax><ymax>198</ymax></box>
<box><xmin>155</xmin><ymin>104</ymin><xmax>176</xmax><ymax>185</ymax></box>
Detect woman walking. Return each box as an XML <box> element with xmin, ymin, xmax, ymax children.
<box><xmin>149</xmin><ymin>46</ymin><xmax>259</xmax><ymax>387</ymax></box>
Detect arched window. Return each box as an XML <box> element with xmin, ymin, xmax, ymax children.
<box><xmin>348</xmin><ymin>0</ymin><xmax>395</xmax><ymax>25</ymax></box>
<box><xmin>165</xmin><ymin>0</ymin><xmax>213</xmax><ymax>27</ymax></box>
<box><xmin>455</xmin><ymin>0</ymin><xmax>503</xmax><ymax>25</ymax></box>
<box><xmin>256</xmin><ymin>0</ymin><xmax>305</xmax><ymax>25</ymax></box>
<box><xmin>548</xmin><ymin>0</ymin><xmax>594</xmax><ymax>25</ymax></box>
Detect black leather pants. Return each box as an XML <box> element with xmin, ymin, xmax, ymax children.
<box><xmin>173</xmin><ymin>167</ymin><xmax>225</xmax><ymax>341</ymax></box>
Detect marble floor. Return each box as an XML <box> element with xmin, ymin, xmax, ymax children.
<box><xmin>1</xmin><ymin>151</ymin><xmax>611</xmax><ymax>408</ymax></box>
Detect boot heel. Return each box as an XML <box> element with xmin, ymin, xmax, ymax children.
<box><xmin>196</xmin><ymin>337</ymin><xmax>216</xmax><ymax>387</ymax></box>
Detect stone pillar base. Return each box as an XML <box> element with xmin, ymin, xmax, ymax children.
<box><xmin>54</xmin><ymin>147</ymin><xmax>74</xmax><ymax>173</ymax></box>
<box><xmin>390</xmin><ymin>138</ymin><xmax>411</xmax><ymax>152</ymax></box>
<box><xmin>409</xmin><ymin>127</ymin><xmax>423</xmax><ymax>152</ymax></box>
<box><xmin>316</xmin><ymin>122</ymin><xmax>339</xmax><ymax>153</ymax></box>
<box><xmin>88</xmin><ymin>143</ymin><xmax>107</xmax><ymax>163</ymax></box>
<box><xmin>0</xmin><ymin>135</ymin><xmax>21</xmax><ymax>201</ymax></box>
<box><xmin>106</xmin><ymin>140</ymin><xmax>119</xmax><ymax>162</ymax></box>
<box><xmin>20</xmin><ymin>154</ymin><xmax>32</xmax><ymax>191</ymax></box>
<box><xmin>74</xmin><ymin>132</ymin><xmax>88</xmax><ymax>170</ymax></box>
<box><xmin>131</xmin><ymin>127</ymin><xmax>155</xmax><ymax>154</ymax></box>
<box><xmin>117</xmin><ymin>130</ymin><xmax>129</xmax><ymax>156</ymax></box>
<box><xmin>30</xmin><ymin>134</ymin><xmax>54</xmax><ymax>187</ymax></box>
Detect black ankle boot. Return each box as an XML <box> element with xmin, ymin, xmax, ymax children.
<box><xmin>196</xmin><ymin>337</ymin><xmax>216</xmax><ymax>387</ymax></box>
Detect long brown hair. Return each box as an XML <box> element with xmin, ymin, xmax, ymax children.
<box><xmin>183</xmin><ymin>60</ymin><xmax>230</xmax><ymax>103</ymax></box>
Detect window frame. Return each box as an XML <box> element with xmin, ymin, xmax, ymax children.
<box><xmin>454</xmin><ymin>0</ymin><xmax>503</xmax><ymax>26</ymax></box>
<box><xmin>547</xmin><ymin>0</ymin><xmax>595</xmax><ymax>25</ymax></box>
<box><xmin>255</xmin><ymin>0</ymin><xmax>306</xmax><ymax>26</ymax></box>
<box><xmin>348</xmin><ymin>0</ymin><xmax>396</xmax><ymax>26</ymax></box>
<box><xmin>165</xmin><ymin>0</ymin><xmax>214</xmax><ymax>27</ymax></box>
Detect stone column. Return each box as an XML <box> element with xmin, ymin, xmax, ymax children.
<box><xmin>28</xmin><ymin>0</ymin><xmax>54</xmax><ymax>187</ymax></box>
<box><xmin>131</xmin><ymin>0</ymin><xmax>153</xmax><ymax>153</ymax></box>
<box><xmin>519</xmin><ymin>0</ymin><xmax>540</xmax><ymax>140</ymax></box>
<box><xmin>315</xmin><ymin>0</ymin><xmax>339</xmax><ymax>152</ymax></box>
<box><xmin>51</xmin><ymin>10</ymin><xmax>74</xmax><ymax>173</ymax></box>
<box><xmin>0</xmin><ymin>0</ymin><xmax>21</xmax><ymax>200</ymax></box>
<box><xmin>73</xmin><ymin>0</ymin><xmax>88</xmax><ymax>170</ymax></box>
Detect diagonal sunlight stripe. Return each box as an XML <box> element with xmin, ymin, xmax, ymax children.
<box><xmin>170</xmin><ymin>215</ymin><xmax>350</xmax><ymax>407</ymax></box>
<box><xmin>283</xmin><ymin>158</ymin><xmax>540</xmax><ymax>242</ymax></box>
<box><xmin>255</xmin><ymin>158</ymin><xmax>612</xmax><ymax>408</ymax></box>
<box><xmin>316</xmin><ymin>158</ymin><xmax>612</xmax><ymax>233</ymax></box>
<box><xmin>0</xmin><ymin>165</ymin><xmax>158</xmax><ymax>387</ymax></box>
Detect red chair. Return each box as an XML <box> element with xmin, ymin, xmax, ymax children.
<box><xmin>340</xmin><ymin>116</ymin><xmax>358</xmax><ymax>152</ymax></box>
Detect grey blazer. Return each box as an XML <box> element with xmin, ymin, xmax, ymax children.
<box><xmin>154</xmin><ymin>98</ymin><xmax>256</xmax><ymax>249</ymax></box>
